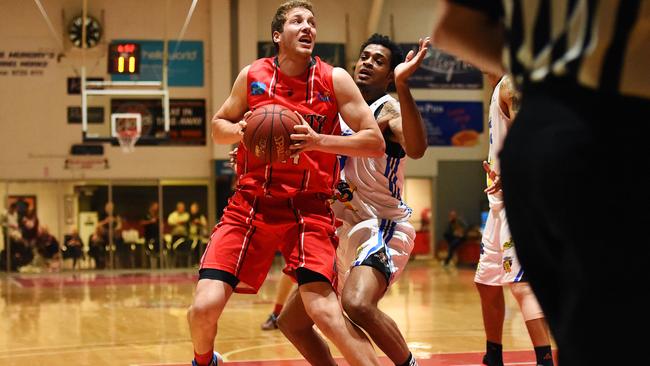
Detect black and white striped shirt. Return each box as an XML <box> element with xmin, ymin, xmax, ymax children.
<box><xmin>453</xmin><ymin>0</ymin><xmax>649</xmax><ymax>99</ymax></box>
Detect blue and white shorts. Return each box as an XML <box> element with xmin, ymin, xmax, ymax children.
<box><xmin>475</xmin><ymin>207</ymin><xmax>525</xmax><ymax>285</ymax></box>
<box><xmin>336</xmin><ymin>218</ymin><xmax>415</xmax><ymax>292</ymax></box>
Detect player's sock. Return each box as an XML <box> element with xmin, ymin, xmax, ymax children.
<box><xmin>273</xmin><ymin>303</ymin><xmax>283</xmax><ymax>316</ymax></box>
<box><xmin>485</xmin><ymin>341</ymin><xmax>503</xmax><ymax>366</ymax></box>
<box><xmin>534</xmin><ymin>345</ymin><xmax>553</xmax><ymax>366</ymax></box>
<box><xmin>396</xmin><ymin>352</ymin><xmax>418</xmax><ymax>366</ymax></box>
<box><xmin>193</xmin><ymin>349</ymin><xmax>214</xmax><ymax>366</ymax></box>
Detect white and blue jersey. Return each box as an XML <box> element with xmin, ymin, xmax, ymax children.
<box><xmin>333</xmin><ymin>94</ymin><xmax>416</xmax><ymax>290</ymax></box>
<box><xmin>475</xmin><ymin>77</ymin><xmax>525</xmax><ymax>285</ymax></box>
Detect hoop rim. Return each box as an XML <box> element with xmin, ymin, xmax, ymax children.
<box><xmin>111</xmin><ymin>113</ymin><xmax>142</xmax><ymax>137</ymax></box>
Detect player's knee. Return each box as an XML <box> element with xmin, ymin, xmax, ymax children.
<box><xmin>188</xmin><ymin>297</ymin><xmax>220</xmax><ymax>326</ymax></box>
<box><xmin>304</xmin><ymin>302</ymin><xmax>339</xmax><ymax>336</ymax></box>
<box><xmin>510</xmin><ymin>282</ymin><xmax>544</xmax><ymax>321</ymax></box>
<box><xmin>341</xmin><ymin>292</ymin><xmax>375</xmax><ymax>325</ymax></box>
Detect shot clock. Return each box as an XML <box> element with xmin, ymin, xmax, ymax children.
<box><xmin>108</xmin><ymin>43</ymin><xmax>141</xmax><ymax>74</ymax></box>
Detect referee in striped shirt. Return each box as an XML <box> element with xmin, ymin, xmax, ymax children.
<box><xmin>433</xmin><ymin>1</ymin><xmax>649</xmax><ymax>365</ymax></box>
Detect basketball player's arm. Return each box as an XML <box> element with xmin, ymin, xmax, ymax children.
<box><xmin>211</xmin><ymin>66</ymin><xmax>251</xmax><ymax>145</ymax></box>
<box><xmin>483</xmin><ymin>161</ymin><xmax>502</xmax><ymax>194</ymax></box>
<box><xmin>431</xmin><ymin>1</ymin><xmax>505</xmax><ymax>76</ymax></box>
<box><xmin>290</xmin><ymin>68</ymin><xmax>385</xmax><ymax>157</ymax></box>
<box><xmin>388</xmin><ymin>37</ymin><xmax>431</xmax><ymax>159</ymax></box>
<box><xmin>499</xmin><ymin>75</ymin><xmax>520</xmax><ymax>129</ymax></box>
<box><xmin>484</xmin><ymin>74</ymin><xmax>519</xmax><ymax>195</ymax></box>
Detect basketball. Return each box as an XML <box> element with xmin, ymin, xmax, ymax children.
<box><xmin>242</xmin><ymin>104</ymin><xmax>302</xmax><ymax>163</ymax></box>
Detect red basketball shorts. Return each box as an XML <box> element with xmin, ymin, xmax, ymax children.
<box><xmin>200</xmin><ymin>190</ymin><xmax>338</xmax><ymax>294</ymax></box>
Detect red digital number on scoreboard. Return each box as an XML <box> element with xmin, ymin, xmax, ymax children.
<box><xmin>108</xmin><ymin>43</ymin><xmax>140</xmax><ymax>74</ymax></box>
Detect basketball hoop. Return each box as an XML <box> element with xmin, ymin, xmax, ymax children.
<box><xmin>117</xmin><ymin>129</ymin><xmax>140</xmax><ymax>153</ymax></box>
<box><xmin>111</xmin><ymin>113</ymin><xmax>141</xmax><ymax>153</ymax></box>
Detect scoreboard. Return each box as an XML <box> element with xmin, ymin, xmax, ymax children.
<box><xmin>108</xmin><ymin>43</ymin><xmax>141</xmax><ymax>74</ymax></box>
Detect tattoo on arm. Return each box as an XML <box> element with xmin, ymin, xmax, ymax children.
<box><xmin>511</xmin><ymin>89</ymin><xmax>521</xmax><ymax>114</ymax></box>
<box><xmin>377</xmin><ymin>100</ymin><xmax>400</xmax><ymax>121</ymax></box>
<box><xmin>502</xmin><ymin>76</ymin><xmax>521</xmax><ymax>116</ymax></box>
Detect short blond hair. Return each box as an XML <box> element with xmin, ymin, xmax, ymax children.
<box><xmin>271</xmin><ymin>1</ymin><xmax>314</xmax><ymax>50</ymax></box>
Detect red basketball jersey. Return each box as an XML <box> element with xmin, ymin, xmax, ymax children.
<box><xmin>237</xmin><ymin>56</ymin><xmax>341</xmax><ymax>198</ymax></box>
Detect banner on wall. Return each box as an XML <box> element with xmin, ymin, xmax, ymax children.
<box><xmin>397</xmin><ymin>44</ymin><xmax>482</xmax><ymax>89</ymax></box>
<box><xmin>257</xmin><ymin>42</ymin><xmax>346</xmax><ymax>68</ymax></box>
<box><xmin>68</xmin><ymin>106</ymin><xmax>104</xmax><ymax>124</ymax></box>
<box><xmin>0</xmin><ymin>50</ymin><xmax>56</xmax><ymax>77</ymax></box>
<box><xmin>111</xmin><ymin>98</ymin><xmax>206</xmax><ymax>145</ymax></box>
<box><xmin>417</xmin><ymin>101</ymin><xmax>483</xmax><ymax>147</ymax></box>
<box><xmin>111</xmin><ymin>40</ymin><xmax>204</xmax><ymax>86</ymax></box>
<box><xmin>68</xmin><ymin>77</ymin><xmax>103</xmax><ymax>94</ymax></box>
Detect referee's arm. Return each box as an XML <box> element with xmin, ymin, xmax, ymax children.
<box><xmin>431</xmin><ymin>0</ymin><xmax>505</xmax><ymax>76</ymax></box>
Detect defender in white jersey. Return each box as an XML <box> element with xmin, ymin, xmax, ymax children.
<box><xmin>278</xmin><ymin>35</ymin><xmax>429</xmax><ymax>366</ymax></box>
<box><xmin>335</xmin><ymin>98</ymin><xmax>414</xmax><ymax>289</ymax></box>
<box><xmin>474</xmin><ymin>74</ymin><xmax>554</xmax><ymax>366</ymax></box>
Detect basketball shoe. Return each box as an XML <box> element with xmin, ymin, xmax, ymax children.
<box><xmin>482</xmin><ymin>354</ymin><xmax>504</xmax><ymax>366</ymax></box>
<box><xmin>192</xmin><ymin>351</ymin><xmax>223</xmax><ymax>366</ymax></box>
<box><xmin>260</xmin><ymin>313</ymin><xmax>279</xmax><ymax>330</ymax></box>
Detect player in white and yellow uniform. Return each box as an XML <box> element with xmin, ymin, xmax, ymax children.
<box><xmin>474</xmin><ymin>74</ymin><xmax>554</xmax><ymax>366</ymax></box>
<box><xmin>334</xmin><ymin>95</ymin><xmax>415</xmax><ymax>290</ymax></box>
<box><xmin>474</xmin><ymin>75</ymin><xmax>522</xmax><ymax>285</ymax></box>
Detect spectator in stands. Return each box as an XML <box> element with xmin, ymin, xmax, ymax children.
<box><xmin>2</xmin><ymin>203</ymin><xmax>21</xmax><ymax>241</ymax></box>
<box><xmin>188</xmin><ymin>202</ymin><xmax>208</xmax><ymax>264</ymax></box>
<box><xmin>88</xmin><ymin>225</ymin><xmax>107</xmax><ymax>269</ymax></box>
<box><xmin>0</xmin><ymin>202</ymin><xmax>23</xmax><ymax>271</ymax></box>
<box><xmin>98</xmin><ymin>201</ymin><xmax>124</xmax><ymax>266</ymax></box>
<box><xmin>141</xmin><ymin>201</ymin><xmax>160</xmax><ymax>264</ymax></box>
<box><xmin>21</xmin><ymin>207</ymin><xmax>39</xmax><ymax>246</ymax></box>
<box><xmin>98</xmin><ymin>201</ymin><xmax>122</xmax><ymax>245</ymax></box>
<box><xmin>168</xmin><ymin>201</ymin><xmax>189</xmax><ymax>249</ymax></box>
<box><xmin>420</xmin><ymin>207</ymin><xmax>431</xmax><ymax>232</ymax></box>
<box><xmin>443</xmin><ymin>209</ymin><xmax>467</xmax><ymax>266</ymax></box>
<box><xmin>36</xmin><ymin>225</ymin><xmax>60</xmax><ymax>271</ymax></box>
<box><xmin>63</xmin><ymin>226</ymin><xmax>84</xmax><ymax>269</ymax></box>
<box><xmin>1</xmin><ymin>203</ymin><xmax>32</xmax><ymax>271</ymax></box>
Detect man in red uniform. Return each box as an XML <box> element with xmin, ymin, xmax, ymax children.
<box><xmin>186</xmin><ymin>1</ymin><xmax>385</xmax><ymax>366</ymax></box>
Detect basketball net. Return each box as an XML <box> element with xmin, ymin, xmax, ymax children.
<box><xmin>112</xmin><ymin>113</ymin><xmax>142</xmax><ymax>153</ymax></box>
<box><xmin>117</xmin><ymin>128</ymin><xmax>139</xmax><ymax>153</ymax></box>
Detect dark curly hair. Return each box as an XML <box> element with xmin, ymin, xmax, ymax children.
<box><xmin>359</xmin><ymin>33</ymin><xmax>404</xmax><ymax>71</ymax></box>
<box><xmin>271</xmin><ymin>1</ymin><xmax>314</xmax><ymax>51</ymax></box>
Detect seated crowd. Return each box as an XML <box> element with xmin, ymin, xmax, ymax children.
<box><xmin>1</xmin><ymin>200</ymin><xmax>209</xmax><ymax>271</ymax></box>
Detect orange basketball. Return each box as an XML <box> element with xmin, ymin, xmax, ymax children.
<box><xmin>242</xmin><ymin>104</ymin><xmax>301</xmax><ymax>164</ymax></box>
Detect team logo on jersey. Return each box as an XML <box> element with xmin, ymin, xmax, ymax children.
<box><xmin>503</xmin><ymin>256</ymin><xmax>513</xmax><ymax>273</ymax></box>
<box><xmin>317</xmin><ymin>91</ymin><xmax>331</xmax><ymax>102</ymax></box>
<box><xmin>503</xmin><ymin>238</ymin><xmax>514</xmax><ymax>250</ymax></box>
<box><xmin>250</xmin><ymin>81</ymin><xmax>267</xmax><ymax>95</ymax></box>
<box><xmin>303</xmin><ymin>114</ymin><xmax>327</xmax><ymax>133</ymax></box>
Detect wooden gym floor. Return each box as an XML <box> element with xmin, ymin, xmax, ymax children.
<box><xmin>0</xmin><ymin>260</ymin><xmax>553</xmax><ymax>366</ymax></box>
